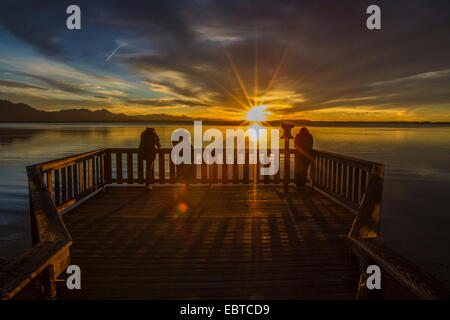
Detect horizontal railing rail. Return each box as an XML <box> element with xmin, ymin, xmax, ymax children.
<box><xmin>0</xmin><ymin>165</ymin><xmax>72</xmax><ymax>299</ymax></box>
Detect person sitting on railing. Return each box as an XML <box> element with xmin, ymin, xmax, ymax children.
<box><xmin>139</xmin><ymin>127</ymin><xmax>161</xmax><ymax>191</ymax></box>
<box><xmin>294</xmin><ymin>127</ymin><xmax>314</xmax><ymax>186</ymax></box>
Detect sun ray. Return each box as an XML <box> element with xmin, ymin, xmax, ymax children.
<box><xmin>254</xmin><ymin>36</ymin><xmax>259</xmax><ymax>108</ymax></box>
<box><xmin>262</xmin><ymin>43</ymin><xmax>290</xmax><ymax>98</ymax></box>
<box><xmin>209</xmin><ymin>77</ymin><xmax>249</xmax><ymax>110</ymax></box>
<box><xmin>224</xmin><ymin>49</ymin><xmax>253</xmax><ymax>109</ymax></box>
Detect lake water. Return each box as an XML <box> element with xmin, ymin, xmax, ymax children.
<box><xmin>1</xmin><ymin>123</ymin><xmax>450</xmax><ymax>286</ymax></box>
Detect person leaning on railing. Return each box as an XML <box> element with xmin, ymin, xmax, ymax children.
<box><xmin>294</xmin><ymin>127</ymin><xmax>314</xmax><ymax>186</ymax></box>
<box><xmin>139</xmin><ymin>127</ymin><xmax>161</xmax><ymax>191</ymax></box>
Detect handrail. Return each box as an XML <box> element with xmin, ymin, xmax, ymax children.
<box><xmin>37</xmin><ymin>149</ymin><xmax>107</xmax><ymax>172</ymax></box>
<box><xmin>347</xmin><ymin>163</ymin><xmax>448</xmax><ymax>299</ymax></box>
<box><xmin>314</xmin><ymin>149</ymin><xmax>380</xmax><ymax>170</ymax></box>
<box><xmin>350</xmin><ymin>237</ymin><xmax>447</xmax><ymax>299</ymax></box>
<box><xmin>0</xmin><ymin>165</ymin><xmax>72</xmax><ymax>299</ymax></box>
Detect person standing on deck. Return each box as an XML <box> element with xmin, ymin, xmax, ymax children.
<box><xmin>139</xmin><ymin>127</ymin><xmax>161</xmax><ymax>191</ymax></box>
<box><xmin>294</xmin><ymin>127</ymin><xmax>314</xmax><ymax>186</ymax></box>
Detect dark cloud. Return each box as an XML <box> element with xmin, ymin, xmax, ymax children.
<box><xmin>27</xmin><ymin>74</ymin><xmax>90</xmax><ymax>94</ymax></box>
<box><xmin>0</xmin><ymin>0</ymin><xmax>449</xmax><ymax>118</ymax></box>
<box><xmin>126</xmin><ymin>98</ymin><xmax>210</xmax><ymax>108</ymax></box>
<box><xmin>3</xmin><ymin>71</ymin><xmax>101</xmax><ymax>95</ymax></box>
<box><xmin>0</xmin><ymin>91</ymin><xmax>114</xmax><ymax>110</ymax></box>
<box><xmin>119</xmin><ymin>0</ymin><xmax>450</xmax><ymax>114</ymax></box>
<box><xmin>0</xmin><ymin>1</ymin><xmax>67</xmax><ymax>56</ymax></box>
<box><xmin>0</xmin><ymin>79</ymin><xmax>49</xmax><ymax>90</ymax></box>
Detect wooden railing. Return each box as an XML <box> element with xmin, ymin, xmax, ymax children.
<box><xmin>311</xmin><ymin>150</ymin><xmax>374</xmax><ymax>211</ymax></box>
<box><xmin>0</xmin><ymin>149</ymin><xmax>108</xmax><ymax>299</ymax></box>
<box><xmin>0</xmin><ymin>165</ymin><xmax>72</xmax><ymax>299</ymax></box>
<box><xmin>344</xmin><ymin>161</ymin><xmax>448</xmax><ymax>299</ymax></box>
<box><xmin>309</xmin><ymin>150</ymin><xmax>447</xmax><ymax>299</ymax></box>
<box><xmin>106</xmin><ymin>148</ymin><xmax>293</xmax><ymax>186</ymax></box>
<box><xmin>36</xmin><ymin>149</ymin><xmax>107</xmax><ymax>213</ymax></box>
<box><xmin>2</xmin><ymin>145</ymin><xmax>447</xmax><ymax>299</ymax></box>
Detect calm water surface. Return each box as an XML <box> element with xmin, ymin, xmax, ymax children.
<box><xmin>1</xmin><ymin>123</ymin><xmax>449</xmax><ymax>285</ymax></box>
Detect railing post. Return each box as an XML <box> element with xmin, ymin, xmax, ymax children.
<box><xmin>104</xmin><ymin>150</ymin><xmax>111</xmax><ymax>186</ymax></box>
<box><xmin>343</xmin><ymin>164</ymin><xmax>348</xmax><ymax>199</ymax></box>
<box><xmin>127</xmin><ymin>151</ymin><xmax>134</xmax><ymax>184</ymax></box>
<box><xmin>348</xmin><ymin>166</ymin><xmax>354</xmax><ymax>202</ymax></box>
<box><xmin>337</xmin><ymin>162</ymin><xmax>343</xmax><ymax>196</ymax></box>
<box><xmin>83</xmin><ymin>160</ymin><xmax>88</xmax><ymax>191</ymax></box>
<box><xmin>159</xmin><ymin>151</ymin><xmax>165</xmax><ymax>184</ymax></box>
<box><xmin>222</xmin><ymin>151</ymin><xmax>228</xmax><ymax>184</ymax></box>
<box><xmin>232</xmin><ymin>152</ymin><xmax>238</xmax><ymax>184</ymax></box>
<box><xmin>281</xmin><ymin>124</ymin><xmax>294</xmax><ymax>192</ymax></box>
<box><xmin>274</xmin><ymin>160</ymin><xmax>280</xmax><ymax>184</ymax></box>
<box><xmin>95</xmin><ymin>156</ymin><xmax>99</xmax><ymax>186</ymax></box>
<box><xmin>283</xmin><ymin>146</ymin><xmax>290</xmax><ymax>191</ymax></box>
<box><xmin>61</xmin><ymin>167</ymin><xmax>67</xmax><ymax>203</ymax></box>
<box><xmin>116</xmin><ymin>152</ymin><xmax>123</xmax><ymax>184</ymax></box>
<box><xmin>310</xmin><ymin>153</ymin><xmax>316</xmax><ymax>186</ymax></box>
<box><xmin>73</xmin><ymin>164</ymin><xmax>78</xmax><ymax>198</ymax></box>
<box><xmin>138</xmin><ymin>153</ymin><xmax>144</xmax><ymax>184</ymax></box>
<box><xmin>42</xmin><ymin>265</ymin><xmax>57</xmax><ymax>300</ymax></box>
<box><xmin>46</xmin><ymin>171</ymin><xmax>53</xmax><ymax>200</ymax></box>
<box><xmin>212</xmin><ymin>163</ymin><xmax>218</xmax><ymax>184</ymax></box>
<box><xmin>243</xmin><ymin>149</ymin><xmax>249</xmax><ymax>184</ymax></box>
<box><xmin>169</xmin><ymin>156</ymin><xmax>176</xmax><ymax>184</ymax></box>
<box><xmin>68</xmin><ymin>165</ymin><xmax>73</xmax><ymax>200</ymax></box>
<box><xmin>54</xmin><ymin>169</ymin><xmax>60</xmax><ymax>206</ymax></box>
<box><xmin>88</xmin><ymin>158</ymin><xmax>92</xmax><ymax>190</ymax></box>
<box><xmin>78</xmin><ymin>161</ymin><xmax>83</xmax><ymax>194</ymax></box>
<box><xmin>354</xmin><ymin>168</ymin><xmax>360</xmax><ymax>205</ymax></box>
<box><xmin>255</xmin><ymin>155</ymin><xmax>260</xmax><ymax>184</ymax></box>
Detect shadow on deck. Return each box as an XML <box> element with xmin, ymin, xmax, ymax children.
<box><xmin>58</xmin><ymin>185</ymin><xmax>358</xmax><ymax>299</ymax></box>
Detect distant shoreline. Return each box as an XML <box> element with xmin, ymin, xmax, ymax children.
<box><xmin>1</xmin><ymin>121</ymin><xmax>449</xmax><ymax>128</ymax></box>
<box><xmin>2</xmin><ymin>100</ymin><xmax>450</xmax><ymax>127</ymax></box>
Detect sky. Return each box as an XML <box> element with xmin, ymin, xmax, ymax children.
<box><xmin>0</xmin><ymin>0</ymin><xmax>449</xmax><ymax>121</ymax></box>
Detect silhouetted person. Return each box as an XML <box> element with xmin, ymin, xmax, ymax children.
<box><xmin>139</xmin><ymin>127</ymin><xmax>161</xmax><ymax>191</ymax></box>
<box><xmin>294</xmin><ymin>127</ymin><xmax>313</xmax><ymax>186</ymax></box>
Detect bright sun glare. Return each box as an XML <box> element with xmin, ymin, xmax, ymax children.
<box><xmin>245</xmin><ymin>105</ymin><xmax>271</xmax><ymax>122</ymax></box>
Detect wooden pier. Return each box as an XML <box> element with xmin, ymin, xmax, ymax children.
<box><xmin>59</xmin><ymin>185</ymin><xmax>357</xmax><ymax>299</ymax></box>
<box><xmin>1</xmin><ymin>144</ymin><xmax>447</xmax><ymax>299</ymax></box>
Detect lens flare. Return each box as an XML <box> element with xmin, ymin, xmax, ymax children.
<box><xmin>178</xmin><ymin>202</ymin><xmax>188</xmax><ymax>213</ymax></box>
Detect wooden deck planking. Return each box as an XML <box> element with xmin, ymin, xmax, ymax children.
<box><xmin>59</xmin><ymin>185</ymin><xmax>359</xmax><ymax>299</ymax></box>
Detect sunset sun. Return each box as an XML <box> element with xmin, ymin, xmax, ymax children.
<box><xmin>245</xmin><ymin>105</ymin><xmax>271</xmax><ymax>122</ymax></box>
